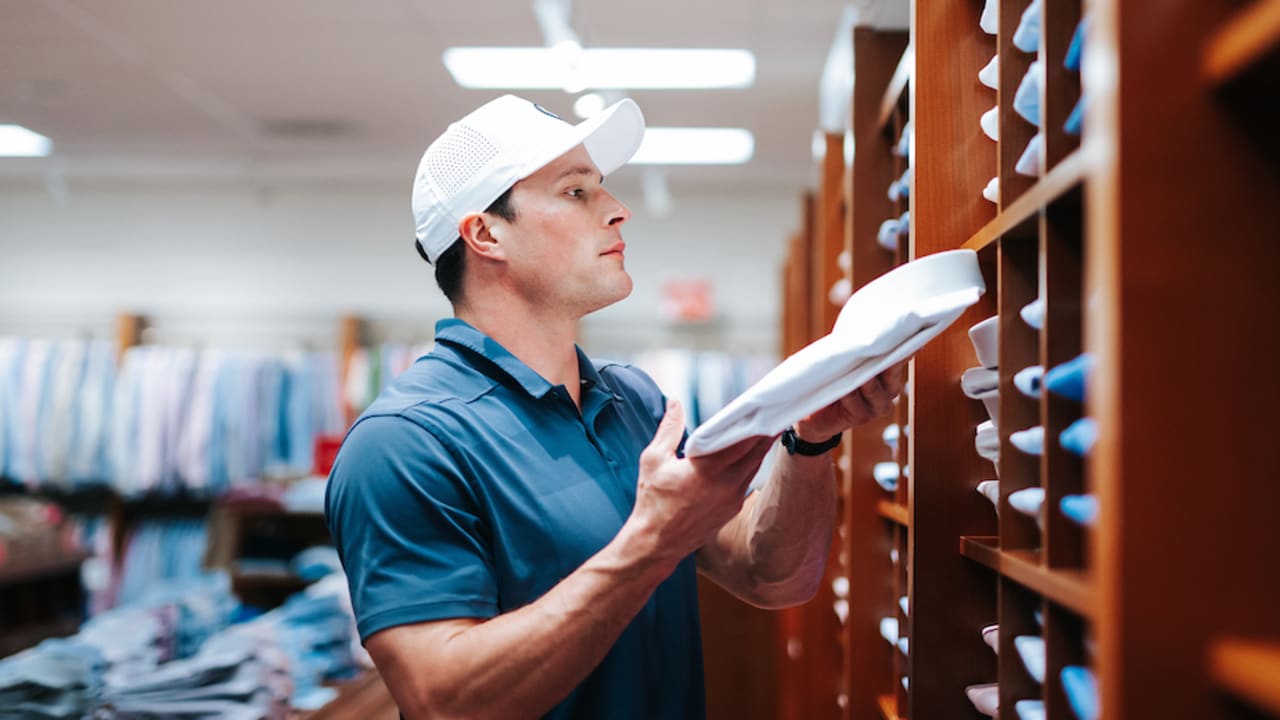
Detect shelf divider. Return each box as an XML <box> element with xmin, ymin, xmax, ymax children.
<box><xmin>876</xmin><ymin>693</ymin><xmax>901</xmax><ymax>720</ymax></box>
<box><xmin>958</xmin><ymin>536</ymin><xmax>1094</xmax><ymax>618</ymax></box>
<box><xmin>876</xmin><ymin>499</ymin><xmax>909</xmax><ymax>527</ymax></box>
<box><xmin>962</xmin><ymin>149</ymin><xmax>1088</xmax><ymax>252</ymax></box>
<box><xmin>877</xmin><ymin>47</ymin><xmax>913</xmax><ymax>131</ymax></box>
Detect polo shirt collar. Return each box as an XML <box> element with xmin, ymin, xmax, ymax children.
<box><xmin>434</xmin><ymin>318</ymin><xmax>615</xmax><ymax>401</ymax></box>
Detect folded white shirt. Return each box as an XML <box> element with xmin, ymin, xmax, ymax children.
<box><xmin>976</xmin><ymin>420</ymin><xmax>1000</xmax><ymax>462</ymax></box>
<box><xmin>981</xmin><ymin>106</ymin><xmax>1000</xmax><ymax>141</ymax></box>
<box><xmin>1013</xmin><ymin>365</ymin><xmax>1044</xmax><ymax>398</ymax></box>
<box><xmin>966</xmin><ymin>683</ymin><xmax>1000</xmax><ymax>717</ymax></box>
<box><xmin>882</xmin><ymin>423</ymin><xmax>900</xmax><ymax>452</ymax></box>
<box><xmin>878</xmin><ymin>218</ymin><xmax>901</xmax><ymax>252</ymax></box>
<box><xmin>686</xmin><ymin>251</ymin><xmax>985</xmax><ymax>456</ymax></box>
<box><xmin>1009</xmin><ymin>486</ymin><xmax>1045</xmax><ymax>518</ymax></box>
<box><xmin>1020</xmin><ymin>298</ymin><xmax>1045</xmax><ymax>330</ymax></box>
<box><xmin>982</xmin><ymin>176</ymin><xmax>1000</xmax><ymax>204</ymax></box>
<box><xmin>1011</xmin><ymin>425</ymin><xmax>1045</xmax><ymax>455</ymax></box>
<box><xmin>880</xmin><ymin>616</ymin><xmax>899</xmax><ymax>644</ymax></box>
<box><xmin>979</xmin><ymin>54</ymin><xmax>999</xmax><ymax>89</ymax></box>
<box><xmin>962</xmin><ymin>366</ymin><xmax>1000</xmax><ymax>397</ymax></box>
<box><xmin>977</xmin><ymin>479</ymin><xmax>1000</xmax><ymax>509</ymax></box>
<box><xmin>982</xmin><ymin>623</ymin><xmax>1000</xmax><ymax>653</ymax></box>
<box><xmin>1016</xmin><ymin>699</ymin><xmax>1047</xmax><ymax>720</ymax></box>
<box><xmin>828</xmin><ymin>277</ymin><xmax>853</xmax><ymax>307</ymax></box>
<box><xmin>895</xmin><ymin>121</ymin><xmax>912</xmax><ymax>157</ymax></box>
<box><xmin>873</xmin><ymin>462</ymin><xmax>900</xmax><ymax>492</ymax></box>
<box><xmin>978</xmin><ymin>387</ymin><xmax>1000</xmax><ymax>425</ymax></box>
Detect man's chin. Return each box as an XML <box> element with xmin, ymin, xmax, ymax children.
<box><xmin>583</xmin><ymin>278</ymin><xmax>633</xmax><ymax>315</ymax></box>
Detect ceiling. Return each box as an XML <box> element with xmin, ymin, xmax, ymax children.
<box><xmin>0</xmin><ymin>0</ymin><xmax>907</xmax><ymax>192</ymax></box>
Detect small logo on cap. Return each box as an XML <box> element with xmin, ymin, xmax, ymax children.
<box><xmin>533</xmin><ymin>103</ymin><xmax>562</xmax><ymax>120</ymax></box>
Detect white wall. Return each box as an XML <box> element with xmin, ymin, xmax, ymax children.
<box><xmin>0</xmin><ymin>178</ymin><xmax>801</xmax><ymax>354</ymax></box>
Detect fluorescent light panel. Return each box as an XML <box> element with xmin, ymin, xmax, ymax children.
<box><xmin>0</xmin><ymin>124</ymin><xmax>53</xmax><ymax>157</ymax></box>
<box><xmin>631</xmin><ymin>128</ymin><xmax>754</xmax><ymax>165</ymax></box>
<box><xmin>443</xmin><ymin>47</ymin><xmax>755</xmax><ymax>90</ymax></box>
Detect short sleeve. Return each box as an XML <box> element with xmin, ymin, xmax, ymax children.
<box><xmin>325</xmin><ymin>414</ymin><xmax>497</xmax><ymax>642</ymax></box>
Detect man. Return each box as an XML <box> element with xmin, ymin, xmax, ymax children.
<box><xmin>325</xmin><ymin>95</ymin><xmax>902</xmax><ymax>719</ymax></box>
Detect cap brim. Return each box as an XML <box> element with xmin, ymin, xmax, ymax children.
<box><xmin>523</xmin><ymin>98</ymin><xmax>645</xmax><ymax>181</ymax></box>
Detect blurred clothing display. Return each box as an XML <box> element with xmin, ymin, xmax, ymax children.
<box><xmin>0</xmin><ymin>338</ymin><xmax>344</xmax><ymax>495</ymax></box>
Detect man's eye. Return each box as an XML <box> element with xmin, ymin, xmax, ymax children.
<box><xmin>567</xmin><ymin>188</ymin><xmax>584</xmax><ymax>198</ymax></box>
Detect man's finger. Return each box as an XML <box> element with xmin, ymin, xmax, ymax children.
<box><xmin>647</xmin><ymin>400</ymin><xmax>686</xmax><ymax>457</ymax></box>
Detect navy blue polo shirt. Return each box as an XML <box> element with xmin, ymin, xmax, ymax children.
<box><xmin>325</xmin><ymin>318</ymin><xmax>705</xmax><ymax>719</ymax></box>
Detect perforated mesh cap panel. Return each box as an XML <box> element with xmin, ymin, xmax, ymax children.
<box><xmin>426</xmin><ymin>124</ymin><xmax>500</xmax><ymax>200</ymax></box>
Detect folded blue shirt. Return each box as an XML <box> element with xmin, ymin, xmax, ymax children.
<box><xmin>1060</xmin><ymin>417</ymin><xmax>1098</xmax><ymax>456</ymax></box>
<box><xmin>1062</xmin><ymin>665</ymin><xmax>1100</xmax><ymax>720</ymax></box>
<box><xmin>1066</xmin><ymin>18</ymin><xmax>1087</xmax><ymax>72</ymax></box>
<box><xmin>1061</xmin><ymin>494</ymin><xmax>1098</xmax><ymax>526</ymax></box>
<box><xmin>1065</xmin><ymin>95</ymin><xmax>1086</xmax><ymax>136</ymax></box>
<box><xmin>1045</xmin><ymin>353</ymin><xmax>1095</xmax><ymax>402</ymax></box>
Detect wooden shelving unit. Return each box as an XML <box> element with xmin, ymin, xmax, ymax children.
<box><xmin>1208</xmin><ymin>639</ymin><xmax>1280</xmax><ymax>716</ymax></box>
<box><xmin>1202</xmin><ymin>0</ymin><xmax>1280</xmax><ymax>85</ymax></box>
<box><xmin>782</xmin><ymin>0</ymin><xmax>1280</xmax><ymax>717</ymax></box>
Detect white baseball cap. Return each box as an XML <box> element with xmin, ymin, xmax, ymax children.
<box><xmin>411</xmin><ymin>94</ymin><xmax>645</xmax><ymax>264</ymax></box>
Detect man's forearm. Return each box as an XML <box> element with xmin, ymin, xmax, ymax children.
<box><xmin>385</xmin><ymin>519</ymin><xmax>678</xmax><ymax>720</ymax></box>
<box><xmin>700</xmin><ymin>449</ymin><xmax>838</xmax><ymax>608</ymax></box>
<box><xmin>745</xmin><ymin>451</ymin><xmax>838</xmax><ymax>599</ymax></box>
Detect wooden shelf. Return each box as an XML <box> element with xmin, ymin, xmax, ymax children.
<box><xmin>958</xmin><ymin>536</ymin><xmax>1094</xmax><ymax>618</ymax></box>
<box><xmin>878</xmin><ymin>47</ymin><xmax>913</xmax><ymax>131</ymax></box>
<box><xmin>877</xmin><ymin>499</ymin><xmax>910</xmax><ymax>527</ymax></box>
<box><xmin>961</xmin><ymin>149</ymin><xmax>1089</xmax><ymax>251</ymax></box>
<box><xmin>0</xmin><ymin>547</ymin><xmax>90</xmax><ymax>586</ymax></box>
<box><xmin>232</xmin><ymin>569</ymin><xmax>310</xmax><ymax>588</ymax></box>
<box><xmin>1203</xmin><ymin>0</ymin><xmax>1280</xmax><ymax>85</ymax></box>
<box><xmin>1208</xmin><ymin>638</ymin><xmax>1280</xmax><ymax>714</ymax></box>
<box><xmin>876</xmin><ymin>693</ymin><xmax>901</xmax><ymax>720</ymax></box>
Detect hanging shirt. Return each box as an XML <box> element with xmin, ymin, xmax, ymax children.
<box><xmin>326</xmin><ymin>318</ymin><xmax>705</xmax><ymax>720</ymax></box>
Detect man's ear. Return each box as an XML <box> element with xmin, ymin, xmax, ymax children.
<box><xmin>458</xmin><ymin>213</ymin><xmax>506</xmax><ymax>261</ymax></box>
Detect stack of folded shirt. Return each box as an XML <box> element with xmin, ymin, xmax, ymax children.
<box><xmin>0</xmin><ymin>639</ymin><xmax>105</xmax><ymax>720</ymax></box>
<box><xmin>964</xmin><ymin>316</ymin><xmax>1002</xmax><ymax>487</ymax></box>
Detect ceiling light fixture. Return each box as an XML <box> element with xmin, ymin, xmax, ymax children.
<box><xmin>442</xmin><ymin>47</ymin><xmax>756</xmax><ymax>90</ymax></box>
<box><xmin>573</xmin><ymin>93</ymin><xmax>607</xmax><ymax>119</ymax></box>
<box><xmin>0</xmin><ymin>124</ymin><xmax>54</xmax><ymax>157</ymax></box>
<box><xmin>631</xmin><ymin>128</ymin><xmax>754</xmax><ymax>165</ymax></box>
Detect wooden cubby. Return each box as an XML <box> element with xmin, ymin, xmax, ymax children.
<box><xmin>781</xmin><ymin>0</ymin><xmax>1280</xmax><ymax>718</ymax></box>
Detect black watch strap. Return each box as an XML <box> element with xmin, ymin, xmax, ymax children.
<box><xmin>781</xmin><ymin>426</ymin><xmax>842</xmax><ymax>456</ymax></box>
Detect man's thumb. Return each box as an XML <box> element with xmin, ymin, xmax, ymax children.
<box><xmin>651</xmin><ymin>400</ymin><xmax>686</xmax><ymax>453</ymax></box>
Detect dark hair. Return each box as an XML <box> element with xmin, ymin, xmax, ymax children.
<box><xmin>431</xmin><ymin>187</ymin><xmax>517</xmax><ymax>305</ymax></box>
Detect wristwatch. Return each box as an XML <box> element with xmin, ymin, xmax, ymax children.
<box><xmin>780</xmin><ymin>426</ymin><xmax>843</xmax><ymax>456</ymax></box>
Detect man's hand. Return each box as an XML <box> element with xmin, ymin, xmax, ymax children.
<box><xmin>794</xmin><ymin>364</ymin><xmax>905</xmax><ymax>442</ymax></box>
<box><xmin>631</xmin><ymin>400</ymin><xmax>776</xmax><ymax>563</ymax></box>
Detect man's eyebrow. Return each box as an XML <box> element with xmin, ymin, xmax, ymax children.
<box><xmin>556</xmin><ymin>165</ymin><xmax>604</xmax><ymax>182</ymax></box>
